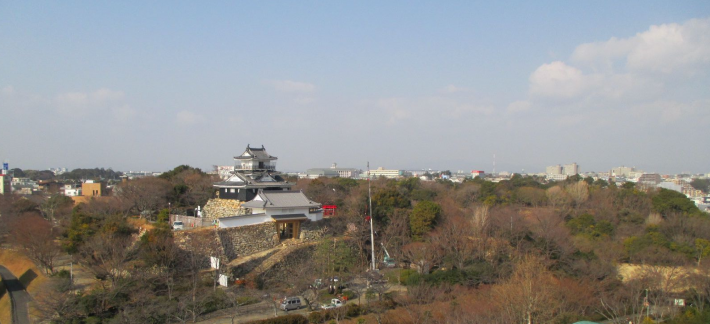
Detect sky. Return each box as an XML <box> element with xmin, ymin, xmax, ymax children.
<box><xmin>1</xmin><ymin>1</ymin><xmax>709</xmax><ymax>174</ymax></box>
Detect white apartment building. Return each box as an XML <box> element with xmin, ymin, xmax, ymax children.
<box><xmin>365</xmin><ymin>167</ymin><xmax>404</xmax><ymax>179</ymax></box>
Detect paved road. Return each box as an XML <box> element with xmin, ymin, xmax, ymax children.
<box><xmin>0</xmin><ymin>265</ymin><xmax>31</xmax><ymax>324</ymax></box>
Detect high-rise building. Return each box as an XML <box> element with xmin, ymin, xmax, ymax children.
<box><xmin>563</xmin><ymin>163</ymin><xmax>579</xmax><ymax>176</ymax></box>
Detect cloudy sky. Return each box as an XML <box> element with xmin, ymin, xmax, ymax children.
<box><xmin>1</xmin><ymin>1</ymin><xmax>708</xmax><ymax>174</ymax></box>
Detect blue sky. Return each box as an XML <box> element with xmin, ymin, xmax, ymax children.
<box><xmin>1</xmin><ymin>1</ymin><xmax>708</xmax><ymax>174</ymax></box>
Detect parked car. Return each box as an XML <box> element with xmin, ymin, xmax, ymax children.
<box><xmin>280</xmin><ymin>296</ymin><xmax>306</xmax><ymax>311</ymax></box>
<box><xmin>321</xmin><ymin>298</ymin><xmax>345</xmax><ymax>310</ymax></box>
<box><xmin>172</xmin><ymin>221</ymin><xmax>184</xmax><ymax>230</ymax></box>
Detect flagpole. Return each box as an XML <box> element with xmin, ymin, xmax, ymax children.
<box><xmin>368</xmin><ymin>161</ymin><xmax>376</xmax><ymax>271</ymax></box>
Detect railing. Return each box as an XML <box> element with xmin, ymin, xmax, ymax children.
<box><xmin>169</xmin><ymin>214</ymin><xmax>213</xmax><ymax>228</ymax></box>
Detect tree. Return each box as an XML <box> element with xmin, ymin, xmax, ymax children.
<box><xmin>691</xmin><ymin>178</ymin><xmax>710</xmax><ymax>193</ymax></box>
<box><xmin>546</xmin><ymin>186</ymin><xmax>570</xmax><ymax>209</ymax></box>
<box><xmin>9</xmin><ymin>214</ymin><xmax>60</xmax><ymax>274</ymax></box>
<box><xmin>115</xmin><ymin>177</ymin><xmax>172</xmax><ymax>217</ymax></box>
<box><xmin>492</xmin><ymin>255</ymin><xmax>558</xmax><ymax>324</ymax></box>
<box><xmin>409</xmin><ymin>201</ymin><xmax>441</xmax><ymax>240</ymax></box>
<box><xmin>78</xmin><ymin>230</ymin><xmax>134</xmax><ymax>284</ymax></box>
<box><xmin>695</xmin><ymin>239</ymin><xmax>710</xmax><ymax>267</ymax></box>
<box><xmin>39</xmin><ymin>194</ymin><xmax>74</xmax><ymax>224</ymax></box>
<box><xmin>402</xmin><ymin>241</ymin><xmax>442</xmax><ymax>274</ymax></box>
<box><xmin>652</xmin><ymin>188</ymin><xmax>700</xmax><ymax>216</ymax></box>
<box><xmin>434</xmin><ymin>215</ymin><xmax>475</xmax><ymax>270</ymax></box>
<box><xmin>565</xmin><ymin>181</ymin><xmax>590</xmax><ymax>207</ymax></box>
<box><xmin>515</xmin><ymin>187</ymin><xmax>547</xmax><ymax>207</ymax></box>
<box><xmin>371</xmin><ymin>187</ymin><xmax>410</xmax><ymax>224</ymax></box>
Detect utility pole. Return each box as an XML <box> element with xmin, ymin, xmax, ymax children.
<box><xmin>368</xmin><ymin>162</ymin><xmax>376</xmax><ymax>271</ymax></box>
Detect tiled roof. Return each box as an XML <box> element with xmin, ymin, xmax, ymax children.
<box><xmin>235</xmin><ymin>145</ymin><xmax>277</xmax><ymax>160</ymax></box>
<box><xmin>242</xmin><ymin>190</ymin><xmax>320</xmax><ymax>208</ymax></box>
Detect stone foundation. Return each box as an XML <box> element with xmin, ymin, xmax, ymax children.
<box><xmin>217</xmin><ymin>222</ymin><xmax>280</xmax><ymax>260</ymax></box>
<box><xmin>203</xmin><ymin>198</ymin><xmax>245</xmax><ymax>220</ymax></box>
<box><xmin>299</xmin><ymin>220</ymin><xmax>330</xmax><ymax>241</ymax></box>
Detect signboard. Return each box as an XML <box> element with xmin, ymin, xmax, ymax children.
<box><xmin>210</xmin><ymin>256</ymin><xmax>220</xmax><ymax>269</ymax></box>
<box><xmin>219</xmin><ymin>274</ymin><xmax>229</xmax><ymax>287</ymax></box>
<box><xmin>674</xmin><ymin>299</ymin><xmax>685</xmax><ymax>306</ymax></box>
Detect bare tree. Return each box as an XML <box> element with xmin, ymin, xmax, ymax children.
<box><xmin>565</xmin><ymin>181</ymin><xmax>590</xmax><ymax>207</ymax></box>
<box><xmin>492</xmin><ymin>255</ymin><xmax>559</xmax><ymax>324</ymax></box>
<box><xmin>546</xmin><ymin>186</ymin><xmax>570</xmax><ymax>210</ymax></box>
<box><xmin>433</xmin><ymin>215</ymin><xmax>474</xmax><ymax>270</ymax></box>
<box><xmin>9</xmin><ymin>214</ymin><xmax>60</xmax><ymax>274</ymax></box>
<box><xmin>115</xmin><ymin>177</ymin><xmax>171</xmax><ymax>217</ymax></box>
<box><xmin>402</xmin><ymin>241</ymin><xmax>442</xmax><ymax>275</ymax></box>
<box><xmin>78</xmin><ymin>231</ymin><xmax>134</xmax><ymax>284</ymax></box>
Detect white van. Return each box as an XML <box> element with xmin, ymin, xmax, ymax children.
<box><xmin>172</xmin><ymin>221</ymin><xmax>184</xmax><ymax>230</ymax></box>
<box><xmin>280</xmin><ymin>296</ymin><xmax>305</xmax><ymax>311</ymax></box>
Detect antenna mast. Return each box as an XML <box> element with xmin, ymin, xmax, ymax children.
<box><xmin>368</xmin><ymin>161</ymin><xmax>376</xmax><ymax>271</ymax></box>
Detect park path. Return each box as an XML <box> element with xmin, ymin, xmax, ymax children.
<box><xmin>0</xmin><ymin>265</ymin><xmax>31</xmax><ymax>324</ymax></box>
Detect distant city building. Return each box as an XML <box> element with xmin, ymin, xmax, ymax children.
<box><xmin>82</xmin><ymin>180</ymin><xmax>107</xmax><ymax>197</ymax></box>
<box><xmin>12</xmin><ymin>177</ymin><xmax>38</xmax><ymax>195</ymax></box>
<box><xmin>658</xmin><ymin>182</ymin><xmax>683</xmax><ymax>193</ymax></box>
<box><xmin>304</xmin><ymin>168</ymin><xmax>340</xmax><ymax>179</ymax></box>
<box><xmin>611</xmin><ymin>166</ymin><xmax>638</xmax><ymax>177</ymax></box>
<box><xmin>63</xmin><ymin>184</ymin><xmax>82</xmax><ymax>196</ymax></box>
<box><xmin>0</xmin><ymin>163</ymin><xmax>12</xmax><ymax>195</ymax></box>
<box><xmin>546</xmin><ymin>165</ymin><xmax>562</xmax><ymax>175</ymax></box>
<box><xmin>471</xmin><ymin>170</ymin><xmax>485</xmax><ymax>178</ymax></box>
<box><xmin>364</xmin><ymin>167</ymin><xmax>404</xmax><ymax>179</ymax></box>
<box><xmin>638</xmin><ymin>173</ymin><xmax>662</xmax><ymax>188</ymax></box>
<box><xmin>546</xmin><ymin>163</ymin><xmax>579</xmax><ymax>180</ymax></box>
<box><xmin>563</xmin><ymin>163</ymin><xmax>579</xmax><ymax>176</ymax></box>
<box><xmin>304</xmin><ymin>163</ymin><xmax>361</xmax><ymax>179</ymax></box>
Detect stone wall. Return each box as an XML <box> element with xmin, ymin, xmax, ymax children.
<box><xmin>260</xmin><ymin>245</ymin><xmax>317</xmax><ymax>283</ymax></box>
<box><xmin>173</xmin><ymin>229</ymin><xmax>226</xmax><ymax>265</ymax></box>
<box><xmin>217</xmin><ymin>222</ymin><xmax>279</xmax><ymax>260</ymax></box>
<box><xmin>299</xmin><ymin>220</ymin><xmax>330</xmax><ymax>241</ymax></box>
<box><xmin>203</xmin><ymin>198</ymin><xmax>245</xmax><ymax>220</ymax></box>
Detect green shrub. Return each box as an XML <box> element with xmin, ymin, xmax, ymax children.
<box><xmin>307</xmin><ymin>311</ymin><xmax>325</xmax><ymax>324</ymax></box>
<box><xmin>345</xmin><ymin>304</ymin><xmax>363</xmax><ymax>317</ymax></box>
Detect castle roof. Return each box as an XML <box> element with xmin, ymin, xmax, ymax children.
<box><xmin>234</xmin><ymin>145</ymin><xmax>277</xmax><ymax>161</ymax></box>
<box><xmin>242</xmin><ymin>190</ymin><xmax>321</xmax><ymax>209</ymax></box>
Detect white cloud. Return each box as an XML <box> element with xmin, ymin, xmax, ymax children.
<box><xmin>268</xmin><ymin>80</ymin><xmax>316</xmax><ymax>93</ymax></box>
<box><xmin>506</xmin><ymin>100</ymin><xmax>531</xmax><ymax>114</ymax></box>
<box><xmin>293</xmin><ymin>96</ymin><xmax>316</xmax><ymax>105</ymax></box>
<box><xmin>572</xmin><ymin>18</ymin><xmax>710</xmax><ymax>74</ymax></box>
<box><xmin>1</xmin><ymin>86</ymin><xmax>15</xmax><ymax>96</ymax></box>
<box><xmin>56</xmin><ymin>88</ymin><xmax>125</xmax><ymax>115</ymax></box>
<box><xmin>528</xmin><ymin>61</ymin><xmax>593</xmax><ymax>99</ymax></box>
<box><xmin>377</xmin><ymin>97</ymin><xmax>410</xmax><ymax>124</ymax></box>
<box><xmin>176</xmin><ymin>110</ymin><xmax>205</xmax><ymax>125</ymax></box>
<box><xmin>112</xmin><ymin>105</ymin><xmax>136</xmax><ymax>122</ymax></box>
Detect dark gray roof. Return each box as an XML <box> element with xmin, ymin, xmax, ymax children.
<box><xmin>219</xmin><ymin>213</ymin><xmax>267</xmax><ymax>220</ymax></box>
<box><xmin>235</xmin><ymin>145</ymin><xmax>277</xmax><ymax>161</ymax></box>
<box><xmin>242</xmin><ymin>190</ymin><xmax>321</xmax><ymax>208</ymax></box>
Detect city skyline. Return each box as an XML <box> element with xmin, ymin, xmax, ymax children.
<box><xmin>1</xmin><ymin>2</ymin><xmax>708</xmax><ymax>174</ymax></box>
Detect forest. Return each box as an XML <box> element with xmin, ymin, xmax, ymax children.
<box><xmin>1</xmin><ymin>170</ymin><xmax>709</xmax><ymax>324</ymax></box>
